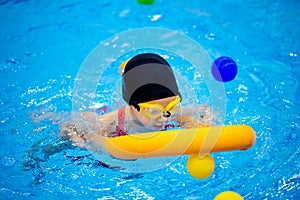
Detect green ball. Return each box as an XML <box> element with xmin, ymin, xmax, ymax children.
<box><xmin>137</xmin><ymin>0</ymin><xmax>155</xmax><ymax>5</ymax></box>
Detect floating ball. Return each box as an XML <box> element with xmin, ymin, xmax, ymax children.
<box><xmin>186</xmin><ymin>153</ymin><xmax>215</xmax><ymax>179</ymax></box>
<box><xmin>119</xmin><ymin>59</ymin><xmax>129</xmax><ymax>74</ymax></box>
<box><xmin>137</xmin><ymin>0</ymin><xmax>155</xmax><ymax>4</ymax></box>
<box><xmin>214</xmin><ymin>191</ymin><xmax>243</xmax><ymax>200</ymax></box>
<box><xmin>211</xmin><ymin>56</ymin><xmax>238</xmax><ymax>82</ymax></box>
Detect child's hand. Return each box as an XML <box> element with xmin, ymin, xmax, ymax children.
<box><xmin>69</xmin><ymin>131</ymin><xmax>87</xmax><ymax>148</ymax></box>
<box><xmin>177</xmin><ymin>116</ymin><xmax>208</xmax><ymax>128</ymax></box>
<box><xmin>59</xmin><ymin>121</ymin><xmax>88</xmax><ymax>148</ymax></box>
<box><xmin>197</xmin><ymin>104</ymin><xmax>219</xmax><ymax>126</ymax></box>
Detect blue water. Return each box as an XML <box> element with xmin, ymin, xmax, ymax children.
<box><xmin>1</xmin><ymin>0</ymin><xmax>300</xmax><ymax>199</ymax></box>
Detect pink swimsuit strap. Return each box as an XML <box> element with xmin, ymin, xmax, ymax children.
<box><xmin>115</xmin><ymin>106</ymin><xmax>127</xmax><ymax>136</ymax></box>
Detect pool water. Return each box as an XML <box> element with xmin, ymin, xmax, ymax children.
<box><xmin>1</xmin><ymin>0</ymin><xmax>299</xmax><ymax>199</ymax></box>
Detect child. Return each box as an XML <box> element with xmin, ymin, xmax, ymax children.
<box><xmin>60</xmin><ymin>53</ymin><xmax>217</xmax><ymax>149</ymax></box>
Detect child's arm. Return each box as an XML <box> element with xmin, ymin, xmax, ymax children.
<box><xmin>174</xmin><ymin>104</ymin><xmax>218</xmax><ymax>128</ymax></box>
<box><xmin>59</xmin><ymin>111</ymin><xmax>117</xmax><ymax>149</ymax></box>
<box><xmin>176</xmin><ymin>116</ymin><xmax>209</xmax><ymax>128</ymax></box>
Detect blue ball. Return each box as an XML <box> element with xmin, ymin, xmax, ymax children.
<box><xmin>211</xmin><ymin>56</ymin><xmax>238</xmax><ymax>82</ymax></box>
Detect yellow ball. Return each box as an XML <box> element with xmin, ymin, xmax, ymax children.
<box><xmin>214</xmin><ymin>191</ymin><xmax>243</xmax><ymax>200</ymax></box>
<box><xmin>186</xmin><ymin>153</ymin><xmax>215</xmax><ymax>179</ymax></box>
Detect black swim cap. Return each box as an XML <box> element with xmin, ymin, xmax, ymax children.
<box><xmin>122</xmin><ymin>53</ymin><xmax>180</xmax><ymax>106</ymax></box>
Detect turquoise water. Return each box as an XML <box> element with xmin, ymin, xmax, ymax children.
<box><xmin>1</xmin><ymin>0</ymin><xmax>300</xmax><ymax>199</ymax></box>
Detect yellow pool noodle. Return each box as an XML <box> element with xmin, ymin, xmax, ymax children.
<box><xmin>104</xmin><ymin>125</ymin><xmax>256</xmax><ymax>159</ymax></box>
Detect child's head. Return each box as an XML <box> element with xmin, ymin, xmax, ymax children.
<box><xmin>122</xmin><ymin>53</ymin><xmax>181</xmax><ymax>127</ymax></box>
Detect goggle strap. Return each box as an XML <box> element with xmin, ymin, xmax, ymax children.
<box><xmin>165</xmin><ymin>96</ymin><xmax>181</xmax><ymax>111</ymax></box>
<box><xmin>163</xmin><ymin>111</ymin><xmax>171</xmax><ymax>118</ymax></box>
<box><xmin>130</xmin><ymin>100</ymin><xmax>140</xmax><ymax>111</ymax></box>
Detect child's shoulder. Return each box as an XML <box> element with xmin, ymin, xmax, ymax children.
<box><xmin>99</xmin><ymin>107</ymin><xmax>126</xmax><ymax>125</ymax></box>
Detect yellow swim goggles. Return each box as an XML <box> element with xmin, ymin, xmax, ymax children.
<box><xmin>138</xmin><ymin>95</ymin><xmax>181</xmax><ymax>119</ymax></box>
